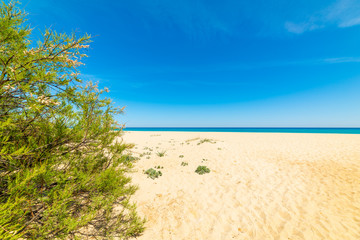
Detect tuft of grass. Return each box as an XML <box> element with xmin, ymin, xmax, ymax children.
<box><xmin>144</xmin><ymin>168</ymin><xmax>162</xmax><ymax>179</ymax></box>
<box><xmin>181</xmin><ymin>162</ymin><xmax>188</xmax><ymax>166</ymax></box>
<box><xmin>179</xmin><ymin>155</ymin><xmax>184</xmax><ymax>158</ymax></box>
<box><xmin>156</xmin><ymin>151</ymin><xmax>166</xmax><ymax>157</ymax></box>
<box><xmin>197</xmin><ymin>138</ymin><xmax>215</xmax><ymax>145</ymax></box>
<box><xmin>195</xmin><ymin>165</ymin><xmax>210</xmax><ymax>175</ymax></box>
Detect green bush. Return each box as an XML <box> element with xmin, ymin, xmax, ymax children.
<box><xmin>195</xmin><ymin>166</ymin><xmax>211</xmax><ymax>175</ymax></box>
<box><xmin>181</xmin><ymin>162</ymin><xmax>188</xmax><ymax>166</ymax></box>
<box><xmin>0</xmin><ymin>2</ymin><xmax>144</xmax><ymax>239</ymax></box>
<box><xmin>144</xmin><ymin>168</ymin><xmax>162</xmax><ymax>179</ymax></box>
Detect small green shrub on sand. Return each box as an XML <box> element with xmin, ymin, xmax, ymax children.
<box><xmin>181</xmin><ymin>162</ymin><xmax>188</xmax><ymax>166</ymax></box>
<box><xmin>195</xmin><ymin>166</ymin><xmax>211</xmax><ymax>175</ymax></box>
<box><xmin>156</xmin><ymin>150</ymin><xmax>166</xmax><ymax>157</ymax></box>
<box><xmin>179</xmin><ymin>155</ymin><xmax>184</xmax><ymax>158</ymax></box>
<box><xmin>144</xmin><ymin>168</ymin><xmax>162</xmax><ymax>179</ymax></box>
<box><xmin>154</xmin><ymin>165</ymin><xmax>163</xmax><ymax>169</ymax></box>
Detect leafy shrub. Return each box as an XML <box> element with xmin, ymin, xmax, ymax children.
<box><xmin>0</xmin><ymin>2</ymin><xmax>144</xmax><ymax>239</ymax></box>
<box><xmin>181</xmin><ymin>162</ymin><xmax>188</xmax><ymax>166</ymax></box>
<box><xmin>179</xmin><ymin>155</ymin><xmax>184</xmax><ymax>158</ymax></box>
<box><xmin>195</xmin><ymin>166</ymin><xmax>211</xmax><ymax>175</ymax></box>
<box><xmin>144</xmin><ymin>168</ymin><xmax>162</xmax><ymax>179</ymax></box>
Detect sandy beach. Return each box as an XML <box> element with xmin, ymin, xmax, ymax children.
<box><xmin>122</xmin><ymin>131</ymin><xmax>360</xmax><ymax>240</ymax></box>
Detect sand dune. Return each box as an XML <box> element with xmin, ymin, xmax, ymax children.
<box><xmin>122</xmin><ymin>132</ymin><xmax>360</xmax><ymax>240</ymax></box>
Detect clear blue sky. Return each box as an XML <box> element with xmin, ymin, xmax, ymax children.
<box><xmin>21</xmin><ymin>0</ymin><xmax>360</xmax><ymax>127</ymax></box>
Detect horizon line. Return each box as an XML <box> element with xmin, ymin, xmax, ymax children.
<box><xmin>124</xmin><ymin>127</ymin><xmax>360</xmax><ymax>129</ymax></box>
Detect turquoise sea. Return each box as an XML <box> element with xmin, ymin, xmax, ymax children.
<box><xmin>124</xmin><ymin>127</ymin><xmax>360</xmax><ymax>134</ymax></box>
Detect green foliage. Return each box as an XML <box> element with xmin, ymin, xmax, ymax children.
<box><xmin>0</xmin><ymin>2</ymin><xmax>144</xmax><ymax>239</ymax></box>
<box><xmin>156</xmin><ymin>150</ymin><xmax>166</xmax><ymax>157</ymax></box>
<box><xmin>195</xmin><ymin>166</ymin><xmax>210</xmax><ymax>175</ymax></box>
<box><xmin>180</xmin><ymin>162</ymin><xmax>188</xmax><ymax>166</ymax></box>
<box><xmin>144</xmin><ymin>168</ymin><xmax>162</xmax><ymax>179</ymax></box>
<box><xmin>179</xmin><ymin>155</ymin><xmax>184</xmax><ymax>158</ymax></box>
<box><xmin>154</xmin><ymin>166</ymin><xmax>163</xmax><ymax>169</ymax></box>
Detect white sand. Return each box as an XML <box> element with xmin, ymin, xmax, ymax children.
<box><xmin>122</xmin><ymin>131</ymin><xmax>360</xmax><ymax>240</ymax></box>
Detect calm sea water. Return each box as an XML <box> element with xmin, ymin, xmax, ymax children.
<box><xmin>124</xmin><ymin>127</ymin><xmax>360</xmax><ymax>134</ymax></box>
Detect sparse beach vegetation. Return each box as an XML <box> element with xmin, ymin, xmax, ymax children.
<box><xmin>144</xmin><ymin>168</ymin><xmax>163</xmax><ymax>179</ymax></box>
<box><xmin>156</xmin><ymin>150</ymin><xmax>166</xmax><ymax>157</ymax></box>
<box><xmin>197</xmin><ymin>138</ymin><xmax>216</xmax><ymax>145</ymax></box>
<box><xmin>195</xmin><ymin>166</ymin><xmax>211</xmax><ymax>175</ymax></box>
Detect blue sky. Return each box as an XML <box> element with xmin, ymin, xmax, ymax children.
<box><xmin>21</xmin><ymin>0</ymin><xmax>360</xmax><ymax>127</ymax></box>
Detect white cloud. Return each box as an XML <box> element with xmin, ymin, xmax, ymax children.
<box><xmin>323</xmin><ymin>57</ymin><xmax>360</xmax><ymax>63</ymax></box>
<box><xmin>339</xmin><ymin>16</ymin><xmax>360</xmax><ymax>27</ymax></box>
<box><xmin>285</xmin><ymin>0</ymin><xmax>360</xmax><ymax>34</ymax></box>
<box><xmin>284</xmin><ymin>21</ymin><xmax>320</xmax><ymax>34</ymax></box>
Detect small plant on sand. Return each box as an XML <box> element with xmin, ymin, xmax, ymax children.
<box><xmin>140</xmin><ymin>152</ymin><xmax>151</xmax><ymax>157</ymax></box>
<box><xmin>144</xmin><ymin>168</ymin><xmax>162</xmax><ymax>179</ymax></box>
<box><xmin>217</xmin><ymin>147</ymin><xmax>222</xmax><ymax>150</ymax></box>
<box><xmin>154</xmin><ymin>165</ymin><xmax>164</xmax><ymax>169</ymax></box>
<box><xmin>181</xmin><ymin>162</ymin><xmax>188</xmax><ymax>166</ymax></box>
<box><xmin>156</xmin><ymin>150</ymin><xmax>166</xmax><ymax>157</ymax></box>
<box><xmin>197</xmin><ymin>138</ymin><xmax>215</xmax><ymax>145</ymax></box>
<box><xmin>179</xmin><ymin>155</ymin><xmax>184</xmax><ymax>158</ymax></box>
<box><xmin>195</xmin><ymin>166</ymin><xmax>211</xmax><ymax>175</ymax></box>
<box><xmin>202</xmin><ymin>158</ymin><xmax>208</xmax><ymax>162</ymax></box>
